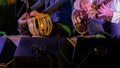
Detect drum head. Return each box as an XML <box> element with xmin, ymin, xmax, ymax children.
<box><xmin>71</xmin><ymin>9</ymin><xmax>88</xmax><ymax>35</ymax></box>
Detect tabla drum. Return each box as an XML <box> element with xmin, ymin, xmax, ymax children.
<box><xmin>71</xmin><ymin>9</ymin><xmax>88</xmax><ymax>36</ymax></box>
<box><xmin>27</xmin><ymin>13</ymin><xmax>53</xmax><ymax>36</ymax></box>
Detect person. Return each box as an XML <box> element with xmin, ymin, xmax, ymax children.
<box><xmin>73</xmin><ymin>0</ymin><xmax>120</xmax><ymax>39</ymax></box>
<box><xmin>19</xmin><ymin>0</ymin><xmax>74</xmax><ymax>37</ymax></box>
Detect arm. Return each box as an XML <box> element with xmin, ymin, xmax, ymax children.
<box><xmin>111</xmin><ymin>0</ymin><xmax>120</xmax><ymax>23</ymax></box>
<box><xmin>42</xmin><ymin>0</ymin><xmax>68</xmax><ymax>15</ymax></box>
<box><xmin>30</xmin><ymin>0</ymin><xmax>45</xmax><ymax>11</ymax></box>
<box><xmin>111</xmin><ymin>11</ymin><xmax>120</xmax><ymax>23</ymax></box>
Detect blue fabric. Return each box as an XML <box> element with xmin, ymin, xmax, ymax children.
<box><xmin>87</xmin><ymin>18</ymin><xmax>120</xmax><ymax>39</ymax></box>
<box><xmin>109</xmin><ymin>23</ymin><xmax>120</xmax><ymax>38</ymax></box>
<box><xmin>87</xmin><ymin>18</ymin><xmax>105</xmax><ymax>35</ymax></box>
<box><xmin>31</xmin><ymin>0</ymin><xmax>73</xmax><ymax>27</ymax></box>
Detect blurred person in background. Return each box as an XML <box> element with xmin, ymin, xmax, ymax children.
<box><xmin>73</xmin><ymin>0</ymin><xmax>120</xmax><ymax>39</ymax></box>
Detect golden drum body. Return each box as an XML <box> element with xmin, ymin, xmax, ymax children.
<box><xmin>18</xmin><ymin>13</ymin><xmax>53</xmax><ymax>36</ymax></box>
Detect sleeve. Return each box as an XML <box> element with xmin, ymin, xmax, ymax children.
<box><xmin>111</xmin><ymin>11</ymin><xmax>120</xmax><ymax>23</ymax></box>
<box><xmin>42</xmin><ymin>0</ymin><xmax>68</xmax><ymax>15</ymax></box>
<box><xmin>111</xmin><ymin>0</ymin><xmax>120</xmax><ymax>24</ymax></box>
<box><xmin>30</xmin><ymin>0</ymin><xmax>45</xmax><ymax>11</ymax></box>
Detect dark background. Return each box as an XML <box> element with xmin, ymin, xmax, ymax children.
<box><xmin>0</xmin><ymin>0</ymin><xmax>18</xmax><ymax>35</ymax></box>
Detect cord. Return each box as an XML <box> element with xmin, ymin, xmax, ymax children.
<box><xmin>32</xmin><ymin>45</ymin><xmax>53</xmax><ymax>68</ymax></box>
<box><xmin>76</xmin><ymin>50</ymin><xmax>93</xmax><ymax>68</ymax></box>
<box><xmin>16</xmin><ymin>3</ymin><xmax>25</xmax><ymax>17</ymax></box>
<box><xmin>57</xmin><ymin>39</ymin><xmax>72</xmax><ymax>66</ymax></box>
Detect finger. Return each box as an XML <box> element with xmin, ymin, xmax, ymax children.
<box><xmin>98</xmin><ymin>13</ymin><xmax>105</xmax><ymax>17</ymax></box>
<box><xmin>30</xmin><ymin>12</ymin><xmax>35</xmax><ymax>16</ymax></box>
<box><xmin>101</xmin><ymin>4</ymin><xmax>107</xmax><ymax>9</ymax></box>
<box><xmin>98</xmin><ymin>9</ymin><xmax>104</xmax><ymax>13</ymax></box>
<box><xmin>30</xmin><ymin>12</ymin><xmax>38</xmax><ymax>17</ymax></box>
<box><xmin>99</xmin><ymin>6</ymin><xmax>105</xmax><ymax>11</ymax></box>
<box><xmin>30</xmin><ymin>11</ymin><xmax>37</xmax><ymax>16</ymax></box>
<box><xmin>21</xmin><ymin>13</ymin><xmax>27</xmax><ymax>18</ymax></box>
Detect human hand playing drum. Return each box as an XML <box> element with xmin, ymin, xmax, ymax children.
<box><xmin>30</xmin><ymin>10</ymin><xmax>49</xmax><ymax>18</ymax></box>
<box><xmin>18</xmin><ymin>10</ymin><xmax>53</xmax><ymax>36</ymax></box>
<box><xmin>18</xmin><ymin>12</ymin><xmax>30</xmax><ymax>25</ymax></box>
<box><xmin>18</xmin><ymin>12</ymin><xmax>31</xmax><ymax>35</ymax></box>
<box><xmin>18</xmin><ymin>10</ymin><xmax>40</xmax><ymax>27</ymax></box>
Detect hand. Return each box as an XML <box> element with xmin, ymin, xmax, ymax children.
<box><xmin>98</xmin><ymin>4</ymin><xmax>113</xmax><ymax>17</ymax></box>
<box><xmin>21</xmin><ymin>12</ymin><xmax>30</xmax><ymax>18</ymax></box>
<box><xmin>85</xmin><ymin>3</ymin><xmax>92</xmax><ymax>11</ymax></box>
<box><xmin>85</xmin><ymin>3</ymin><xmax>97</xmax><ymax>18</ymax></box>
<box><xmin>87</xmin><ymin>9</ymin><xmax>97</xmax><ymax>15</ymax></box>
<box><xmin>30</xmin><ymin>10</ymin><xmax>40</xmax><ymax>17</ymax></box>
<box><xmin>30</xmin><ymin>10</ymin><xmax>49</xmax><ymax>18</ymax></box>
